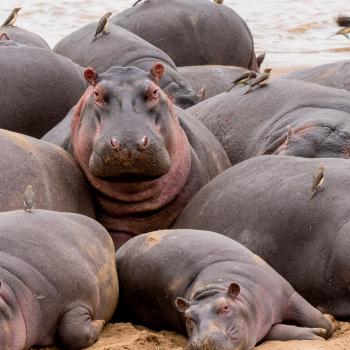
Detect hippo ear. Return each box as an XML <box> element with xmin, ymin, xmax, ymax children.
<box><xmin>197</xmin><ymin>86</ymin><xmax>206</xmax><ymax>100</ymax></box>
<box><xmin>150</xmin><ymin>63</ymin><xmax>165</xmax><ymax>83</ymax></box>
<box><xmin>84</xmin><ymin>67</ymin><xmax>98</xmax><ymax>86</ymax></box>
<box><xmin>175</xmin><ymin>297</ymin><xmax>190</xmax><ymax>313</ymax></box>
<box><xmin>227</xmin><ymin>283</ymin><xmax>240</xmax><ymax>300</ymax></box>
<box><xmin>0</xmin><ymin>32</ymin><xmax>9</xmax><ymax>41</ymax></box>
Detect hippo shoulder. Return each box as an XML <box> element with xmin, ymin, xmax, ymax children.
<box><xmin>177</xmin><ymin>107</ymin><xmax>231</xmax><ymax>177</ymax></box>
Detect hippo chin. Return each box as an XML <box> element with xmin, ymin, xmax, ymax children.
<box><xmin>43</xmin><ymin>63</ymin><xmax>230</xmax><ymax>249</ymax></box>
<box><xmin>116</xmin><ymin>229</ymin><xmax>338</xmax><ymax>350</ymax></box>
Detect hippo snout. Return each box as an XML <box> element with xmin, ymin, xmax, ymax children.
<box><xmin>89</xmin><ymin>134</ymin><xmax>171</xmax><ymax>178</ymax></box>
<box><xmin>189</xmin><ymin>331</ymin><xmax>237</xmax><ymax>350</ymax></box>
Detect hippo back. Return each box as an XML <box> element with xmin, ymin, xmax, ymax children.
<box><xmin>0</xmin><ymin>129</ymin><xmax>94</xmax><ymax>217</ymax></box>
<box><xmin>1</xmin><ymin>27</ymin><xmax>50</xmax><ymax>49</ymax></box>
<box><xmin>111</xmin><ymin>0</ymin><xmax>258</xmax><ymax>70</ymax></box>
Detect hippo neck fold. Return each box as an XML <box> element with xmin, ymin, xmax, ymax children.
<box><xmin>71</xmin><ymin>93</ymin><xmax>195</xmax><ymax>245</ymax></box>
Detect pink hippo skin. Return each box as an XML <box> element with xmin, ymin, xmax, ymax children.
<box><xmin>45</xmin><ymin>63</ymin><xmax>230</xmax><ymax>249</ymax></box>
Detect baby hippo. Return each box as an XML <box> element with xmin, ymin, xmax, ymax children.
<box><xmin>116</xmin><ymin>229</ymin><xmax>337</xmax><ymax>350</ymax></box>
<box><xmin>0</xmin><ymin>209</ymin><xmax>118</xmax><ymax>349</ymax></box>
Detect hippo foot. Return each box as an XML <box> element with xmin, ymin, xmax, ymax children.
<box><xmin>324</xmin><ymin>314</ymin><xmax>340</xmax><ymax>335</ymax></box>
<box><xmin>264</xmin><ymin>324</ymin><xmax>328</xmax><ymax>341</ymax></box>
<box><xmin>57</xmin><ymin>305</ymin><xmax>105</xmax><ymax>349</ymax></box>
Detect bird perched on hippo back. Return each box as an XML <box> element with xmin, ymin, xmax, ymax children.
<box><xmin>188</xmin><ymin>78</ymin><xmax>350</xmax><ymax>165</ymax></box>
<box><xmin>1</xmin><ymin>7</ymin><xmax>21</xmax><ymax>27</ymax></box>
<box><xmin>42</xmin><ymin>63</ymin><xmax>230</xmax><ymax>249</ymax></box>
<box><xmin>116</xmin><ymin>229</ymin><xmax>338</xmax><ymax>350</ymax></box>
<box><xmin>0</xmin><ymin>209</ymin><xmax>118</xmax><ymax>349</ymax></box>
<box><xmin>92</xmin><ymin>11</ymin><xmax>112</xmax><ymax>42</ymax></box>
<box><xmin>174</xmin><ymin>156</ymin><xmax>350</xmax><ymax>318</ymax></box>
<box><xmin>54</xmin><ymin>21</ymin><xmax>201</xmax><ymax>109</ymax></box>
<box><xmin>330</xmin><ymin>15</ymin><xmax>350</xmax><ymax>38</ymax></box>
<box><xmin>111</xmin><ymin>0</ymin><xmax>260</xmax><ymax>70</ymax></box>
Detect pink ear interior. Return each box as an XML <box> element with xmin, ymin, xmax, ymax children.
<box><xmin>151</xmin><ymin>63</ymin><xmax>165</xmax><ymax>82</ymax></box>
<box><xmin>175</xmin><ymin>297</ymin><xmax>190</xmax><ymax>312</ymax></box>
<box><xmin>0</xmin><ymin>33</ymin><xmax>9</xmax><ymax>41</ymax></box>
<box><xmin>84</xmin><ymin>67</ymin><xmax>97</xmax><ymax>86</ymax></box>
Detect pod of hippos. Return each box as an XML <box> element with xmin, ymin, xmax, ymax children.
<box><xmin>1</xmin><ymin>1</ymin><xmax>350</xmax><ymax>349</ymax></box>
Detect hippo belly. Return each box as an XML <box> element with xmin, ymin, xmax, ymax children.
<box><xmin>175</xmin><ymin>155</ymin><xmax>350</xmax><ymax>318</ymax></box>
<box><xmin>0</xmin><ymin>209</ymin><xmax>118</xmax><ymax>349</ymax></box>
<box><xmin>116</xmin><ymin>229</ymin><xmax>337</xmax><ymax>350</ymax></box>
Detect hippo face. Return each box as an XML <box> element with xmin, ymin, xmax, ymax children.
<box><xmin>74</xmin><ymin>64</ymin><xmax>185</xmax><ymax>180</ymax></box>
<box><xmin>176</xmin><ymin>283</ymin><xmax>250</xmax><ymax>350</ymax></box>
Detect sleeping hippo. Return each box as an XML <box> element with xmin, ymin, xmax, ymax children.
<box><xmin>282</xmin><ymin>60</ymin><xmax>350</xmax><ymax>93</ymax></box>
<box><xmin>43</xmin><ymin>64</ymin><xmax>230</xmax><ymax>249</ymax></box>
<box><xmin>54</xmin><ymin>22</ymin><xmax>201</xmax><ymax>109</ymax></box>
<box><xmin>0</xmin><ymin>38</ymin><xmax>85</xmax><ymax>137</ymax></box>
<box><xmin>0</xmin><ymin>209</ymin><xmax>118</xmax><ymax>349</ymax></box>
<box><xmin>189</xmin><ymin>78</ymin><xmax>350</xmax><ymax>164</ymax></box>
<box><xmin>0</xmin><ymin>129</ymin><xmax>94</xmax><ymax>216</ymax></box>
<box><xmin>116</xmin><ymin>229</ymin><xmax>337</xmax><ymax>350</ymax></box>
<box><xmin>111</xmin><ymin>0</ymin><xmax>259</xmax><ymax>70</ymax></box>
<box><xmin>175</xmin><ymin>155</ymin><xmax>350</xmax><ymax>318</ymax></box>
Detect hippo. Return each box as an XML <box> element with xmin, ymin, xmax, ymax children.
<box><xmin>178</xmin><ymin>65</ymin><xmax>248</xmax><ymax>100</ymax></box>
<box><xmin>0</xmin><ymin>39</ymin><xmax>86</xmax><ymax>138</ymax></box>
<box><xmin>0</xmin><ymin>209</ymin><xmax>118</xmax><ymax>349</ymax></box>
<box><xmin>111</xmin><ymin>0</ymin><xmax>259</xmax><ymax>70</ymax></box>
<box><xmin>282</xmin><ymin>60</ymin><xmax>350</xmax><ymax>93</ymax></box>
<box><xmin>0</xmin><ymin>129</ymin><xmax>94</xmax><ymax>216</ymax></box>
<box><xmin>53</xmin><ymin>22</ymin><xmax>201</xmax><ymax>109</ymax></box>
<box><xmin>42</xmin><ymin>64</ymin><xmax>230</xmax><ymax>249</ymax></box>
<box><xmin>0</xmin><ymin>26</ymin><xmax>50</xmax><ymax>49</ymax></box>
<box><xmin>116</xmin><ymin>229</ymin><xmax>337</xmax><ymax>350</ymax></box>
<box><xmin>188</xmin><ymin>78</ymin><xmax>350</xmax><ymax>165</ymax></box>
<box><xmin>175</xmin><ymin>155</ymin><xmax>350</xmax><ymax>318</ymax></box>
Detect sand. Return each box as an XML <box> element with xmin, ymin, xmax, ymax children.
<box><xmin>38</xmin><ymin>321</ymin><xmax>350</xmax><ymax>350</ymax></box>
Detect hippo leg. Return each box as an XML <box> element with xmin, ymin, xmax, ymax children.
<box><xmin>264</xmin><ymin>324</ymin><xmax>327</xmax><ymax>341</ymax></box>
<box><xmin>287</xmin><ymin>292</ymin><xmax>339</xmax><ymax>338</ymax></box>
<box><xmin>57</xmin><ymin>306</ymin><xmax>105</xmax><ymax>349</ymax></box>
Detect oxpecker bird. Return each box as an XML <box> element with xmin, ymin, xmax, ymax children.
<box><xmin>310</xmin><ymin>165</ymin><xmax>325</xmax><ymax>200</ymax></box>
<box><xmin>92</xmin><ymin>11</ymin><xmax>112</xmax><ymax>42</ymax></box>
<box><xmin>214</xmin><ymin>0</ymin><xmax>224</xmax><ymax>4</ymax></box>
<box><xmin>256</xmin><ymin>52</ymin><xmax>266</xmax><ymax>68</ymax></box>
<box><xmin>243</xmin><ymin>67</ymin><xmax>272</xmax><ymax>95</ymax></box>
<box><xmin>1</xmin><ymin>7</ymin><xmax>21</xmax><ymax>28</ymax></box>
<box><xmin>24</xmin><ymin>185</ymin><xmax>35</xmax><ymax>212</ymax></box>
<box><xmin>227</xmin><ymin>70</ymin><xmax>257</xmax><ymax>92</ymax></box>
<box><xmin>330</xmin><ymin>15</ymin><xmax>350</xmax><ymax>39</ymax></box>
<box><xmin>133</xmin><ymin>0</ymin><xmax>149</xmax><ymax>7</ymax></box>
<box><xmin>286</xmin><ymin>124</ymin><xmax>294</xmax><ymax>146</ymax></box>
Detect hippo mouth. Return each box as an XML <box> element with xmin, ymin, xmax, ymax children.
<box><xmin>95</xmin><ymin>173</ymin><xmax>162</xmax><ymax>183</ymax></box>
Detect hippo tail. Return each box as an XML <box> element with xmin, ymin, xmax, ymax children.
<box><xmin>248</xmin><ymin>52</ymin><xmax>260</xmax><ymax>72</ymax></box>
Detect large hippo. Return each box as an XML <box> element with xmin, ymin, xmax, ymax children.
<box><xmin>0</xmin><ymin>129</ymin><xmax>94</xmax><ymax>216</ymax></box>
<box><xmin>175</xmin><ymin>155</ymin><xmax>350</xmax><ymax>318</ymax></box>
<box><xmin>54</xmin><ymin>22</ymin><xmax>201</xmax><ymax>109</ymax></box>
<box><xmin>0</xmin><ymin>209</ymin><xmax>118</xmax><ymax>349</ymax></box>
<box><xmin>111</xmin><ymin>0</ymin><xmax>259</xmax><ymax>70</ymax></box>
<box><xmin>178</xmin><ymin>65</ymin><xmax>248</xmax><ymax>100</ymax></box>
<box><xmin>282</xmin><ymin>60</ymin><xmax>350</xmax><ymax>93</ymax></box>
<box><xmin>0</xmin><ymin>26</ymin><xmax>50</xmax><ymax>49</ymax></box>
<box><xmin>0</xmin><ymin>38</ymin><xmax>86</xmax><ymax>138</ymax></box>
<box><xmin>116</xmin><ymin>229</ymin><xmax>337</xmax><ymax>350</ymax></box>
<box><xmin>43</xmin><ymin>64</ymin><xmax>230</xmax><ymax>249</ymax></box>
<box><xmin>189</xmin><ymin>78</ymin><xmax>350</xmax><ymax>164</ymax></box>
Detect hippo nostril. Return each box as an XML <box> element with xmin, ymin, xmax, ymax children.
<box><xmin>110</xmin><ymin>137</ymin><xmax>119</xmax><ymax>150</ymax></box>
<box><xmin>138</xmin><ymin>136</ymin><xmax>149</xmax><ymax>149</ymax></box>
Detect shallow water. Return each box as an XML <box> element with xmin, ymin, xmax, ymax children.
<box><xmin>1</xmin><ymin>0</ymin><xmax>349</xmax><ymax>67</ymax></box>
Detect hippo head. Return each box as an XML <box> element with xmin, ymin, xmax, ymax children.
<box><xmin>175</xmin><ymin>283</ymin><xmax>251</xmax><ymax>350</ymax></box>
<box><xmin>71</xmin><ymin>63</ymin><xmax>190</xmax><ymax>182</ymax></box>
